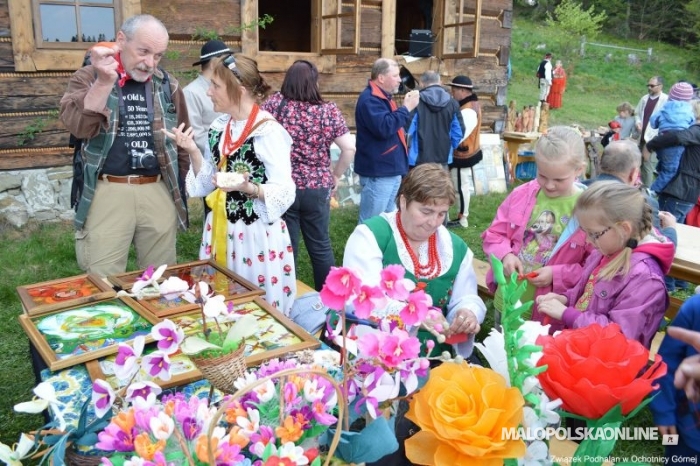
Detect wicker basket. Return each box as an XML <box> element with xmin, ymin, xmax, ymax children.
<box><xmin>207</xmin><ymin>367</ymin><xmax>345</xmax><ymax>466</ymax></box>
<box><xmin>188</xmin><ymin>343</ymin><xmax>246</xmax><ymax>394</ymax></box>
<box><xmin>63</xmin><ymin>446</ymin><xmax>103</xmax><ymax>466</ymax></box>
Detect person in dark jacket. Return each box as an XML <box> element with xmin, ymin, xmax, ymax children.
<box><xmin>354</xmin><ymin>58</ymin><xmax>420</xmax><ymax>223</ymax></box>
<box><xmin>405</xmin><ymin>70</ymin><xmax>464</xmax><ymax>168</ymax></box>
<box><xmin>646</xmin><ymin>106</ymin><xmax>700</xmax><ymax>224</ymax></box>
<box><xmin>650</xmin><ymin>294</ymin><xmax>700</xmax><ymax>462</ymax></box>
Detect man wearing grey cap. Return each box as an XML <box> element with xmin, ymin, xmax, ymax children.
<box><xmin>183</xmin><ymin>40</ymin><xmax>231</xmax><ymax>156</ymax></box>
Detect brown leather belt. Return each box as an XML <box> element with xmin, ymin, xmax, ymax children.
<box><xmin>99</xmin><ymin>174</ymin><xmax>161</xmax><ymax>185</ymax></box>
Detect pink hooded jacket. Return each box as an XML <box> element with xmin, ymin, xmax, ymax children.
<box><xmin>560</xmin><ymin>234</ymin><xmax>674</xmax><ymax>348</ymax></box>
<box><xmin>482</xmin><ymin>180</ymin><xmax>594</xmax><ymax>332</ymax></box>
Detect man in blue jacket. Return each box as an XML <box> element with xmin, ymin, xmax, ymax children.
<box><xmin>354</xmin><ymin>58</ymin><xmax>420</xmax><ymax>223</ymax></box>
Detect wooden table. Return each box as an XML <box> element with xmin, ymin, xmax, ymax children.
<box><xmin>666</xmin><ymin>223</ymin><xmax>700</xmax><ymax>318</ymax></box>
<box><xmin>502</xmin><ymin>131</ymin><xmax>540</xmax><ymax>185</ymax></box>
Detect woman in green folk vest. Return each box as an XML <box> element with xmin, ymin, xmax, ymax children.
<box><xmin>342</xmin><ymin>163</ymin><xmax>486</xmax><ymax>359</ymax></box>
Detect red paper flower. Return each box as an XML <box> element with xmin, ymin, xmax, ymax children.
<box><xmin>536</xmin><ymin>323</ymin><xmax>666</xmax><ymax>419</ymax></box>
<box><xmin>262</xmin><ymin>457</ymin><xmax>295</xmax><ymax>466</ymax></box>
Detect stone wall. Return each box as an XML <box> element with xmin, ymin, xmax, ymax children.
<box><xmin>0</xmin><ymin>167</ymin><xmax>75</xmax><ymax>228</ymax></box>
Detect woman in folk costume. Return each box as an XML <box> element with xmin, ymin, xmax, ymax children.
<box><xmin>165</xmin><ymin>54</ymin><xmax>296</xmax><ymax>314</ymax></box>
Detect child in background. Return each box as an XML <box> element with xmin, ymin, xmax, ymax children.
<box><xmin>650</xmin><ymin>81</ymin><xmax>696</xmax><ymax>193</ymax></box>
<box><xmin>651</xmin><ymin>293</ymin><xmax>700</xmax><ymax>461</ymax></box>
<box><xmin>482</xmin><ymin>126</ymin><xmax>594</xmax><ymax>331</ymax></box>
<box><xmin>536</xmin><ymin>181</ymin><xmax>674</xmax><ymax>348</ymax></box>
<box><xmin>614</xmin><ymin>101</ymin><xmax>637</xmax><ymax>140</ymax></box>
<box><xmin>601</xmin><ymin>120</ymin><xmax>622</xmax><ymax>147</ymax></box>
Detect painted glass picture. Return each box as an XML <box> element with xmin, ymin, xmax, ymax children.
<box><xmin>20</xmin><ymin>298</ymin><xmax>156</xmax><ymax>371</ymax></box>
<box><xmin>109</xmin><ymin>260</ymin><xmax>263</xmax><ymax>318</ymax></box>
<box><xmin>17</xmin><ymin>274</ymin><xmax>116</xmax><ymax>316</ymax></box>
<box><xmin>170</xmin><ymin>297</ymin><xmax>318</xmax><ymax>367</ymax></box>
<box><xmin>89</xmin><ymin>345</ymin><xmax>200</xmax><ymax>390</ymax></box>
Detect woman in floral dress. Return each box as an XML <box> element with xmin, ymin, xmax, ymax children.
<box><xmin>262</xmin><ymin>60</ymin><xmax>355</xmax><ymax>291</ymax></box>
<box><xmin>165</xmin><ymin>54</ymin><xmax>296</xmax><ymax>314</ymax></box>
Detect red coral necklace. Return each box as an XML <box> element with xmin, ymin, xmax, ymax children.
<box><xmin>219</xmin><ymin>104</ymin><xmax>259</xmax><ymax>169</ymax></box>
<box><xmin>396</xmin><ymin>212</ymin><xmax>441</xmax><ymax>279</ymax></box>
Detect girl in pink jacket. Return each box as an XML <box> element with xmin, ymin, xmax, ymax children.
<box><xmin>536</xmin><ymin>182</ymin><xmax>673</xmax><ymax>348</ymax></box>
<box><xmin>482</xmin><ymin>126</ymin><xmax>594</xmax><ymax>331</ymax></box>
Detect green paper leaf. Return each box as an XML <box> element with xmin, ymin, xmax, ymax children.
<box><xmin>224</xmin><ymin>314</ymin><xmax>257</xmax><ymax>347</ymax></box>
<box><xmin>180</xmin><ymin>335</ymin><xmax>222</xmax><ymax>354</ymax></box>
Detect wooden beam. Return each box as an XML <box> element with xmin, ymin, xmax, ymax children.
<box><xmin>0</xmin><ymin>147</ymin><xmax>72</xmax><ymax>170</ymax></box>
<box><xmin>381</xmin><ymin>0</ymin><xmax>395</xmax><ymax>58</ymax></box>
<box><xmin>240</xmin><ymin>0</ymin><xmax>257</xmax><ymax>57</ymax></box>
<box><xmin>7</xmin><ymin>0</ymin><xmax>36</xmax><ymax>71</ymax></box>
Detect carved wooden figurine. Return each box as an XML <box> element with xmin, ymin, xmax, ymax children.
<box><xmin>538</xmin><ymin>102</ymin><xmax>550</xmax><ymax>133</ymax></box>
<box><xmin>514</xmin><ymin>112</ymin><xmax>524</xmax><ymax>132</ymax></box>
<box><xmin>522</xmin><ymin>106</ymin><xmax>531</xmax><ymax>133</ymax></box>
<box><xmin>507</xmin><ymin>100</ymin><xmax>517</xmax><ymax>132</ymax></box>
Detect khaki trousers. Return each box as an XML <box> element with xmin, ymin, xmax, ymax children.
<box><xmin>75</xmin><ymin>179</ymin><xmax>177</xmax><ymax>277</ymax></box>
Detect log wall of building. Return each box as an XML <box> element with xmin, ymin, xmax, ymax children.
<box><xmin>0</xmin><ymin>0</ymin><xmax>510</xmax><ymax>171</ymax></box>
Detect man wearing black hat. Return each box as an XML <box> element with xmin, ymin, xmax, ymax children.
<box><xmin>446</xmin><ymin>75</ymin><xmax>482</xmax><ymax>228</ymax></box>
<box><xmin>537</xmin><ymin>52</ymin><xmax>553</xmax><ymax>103</ymax></box>
<box><xmin>183</xmin><ymin>40</ymin><xmax>232</xmax><ymax>156</ymax></box>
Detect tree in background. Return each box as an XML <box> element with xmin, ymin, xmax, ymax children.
<box><xmin>545</xmin><ymin>0</ymin><xmax>607</xmax><ymax>56</ymax></box>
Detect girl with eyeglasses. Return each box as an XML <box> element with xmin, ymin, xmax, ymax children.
<box><xmin>536</xmin><ymin>181</ymin><xmax>675</xmax><ymax>348</ymax></box>
<box><xmin>164</xmin><ymin>54</ymin><xmax>297</xmax><ymax>315</ymax></box>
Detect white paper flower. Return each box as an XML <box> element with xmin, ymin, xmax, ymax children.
<box><xmin>131</xmin><ymin>264</ymin><xmax>167</xmax><ymax>295</ymax></box>
<box><xmin>0</xmin><ymin>433</ymin><xmax>34</xmax><ymax>466</ymax></box>
<box><xmin>14</xmin><ymin>381</ymin><xmax>66</xmax><ymax>431</ymax></box>
<box><xmin>474</xmin><ymin>328</ymin><xmax>509</xmax><ymax>383</ymax></box>
<box><xmin>518</xmin><ymin>439</ymin><xmax>551</xmax><ymax>466</ymax></box>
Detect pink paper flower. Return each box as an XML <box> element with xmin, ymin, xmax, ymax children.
<box><xmin>399</xmin><ymin>290</ymin><xmax>432</xmax><ymax>326</ymax></box>
<box><xmin>114</xmin><ymin>336</ymin><xmax>146</xmax><ymax>381</ymax></box>
<box><xmin>352</xmin><ymin>285</ymin><xmax>387</xmax><ymax>319</ymax></box>
<box><xmin>92</xmin><ymin>379</ymin><xmax>116</xmax><ymax>419</ymax></box>
<box><xmin>142</xmin><ymin>352</ymin><xmax>172</xmax><ymax>381</ymax></box>
<box><xmin>126</xmin><ymin>381</ymin><xmax>162</xmax><ymax>409</ymax></box>
<box><xmin>320</xmin><ymin>267</ymin><xmax>361</xmax><ymax>309</ymax></box>
<box><xmin>150</xmin><ymin>320</ymin><xmax>184</xmax><ymax>355</ymax></box>
<box><xmin>380</xmin><ymin>264</ymin><xmax>412</xmax><ymax>300</ymax></box>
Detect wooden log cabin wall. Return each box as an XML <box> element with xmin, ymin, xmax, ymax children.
<box><xmin>0</xmin><ymin>0</ymin><xmax>511</xmax><ymax>225</ymax></box>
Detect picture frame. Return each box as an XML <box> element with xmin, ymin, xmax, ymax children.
<box><xmin>108</xmin><ymin>260</ymin><xmax>264</xmax><ymax>318</ymax></box>
<box><xmin>170</xmin><ymin>296</ymin><xmax>320</xmax><ymax>369</ymax></box>
<box><xmin>19</xmin><ymin>297</ymin><xmax>159</xmax><ymax>372</ymax></box>
<box><xmin>85</xmin><ymin>296</ymin><xmax>320</xmax><ymax>391</ymax></box>
<box><xmin>17</xmin><ymin>274</ymin><xmax>116</xmax><ymax>316</ymax></box>
<box><xmin>85</xmin><ymin>346</ymin><xmax>202</xmax><ymax>391</ymax></box>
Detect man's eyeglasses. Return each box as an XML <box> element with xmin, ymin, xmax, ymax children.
<box><xmin>222</xmin><ymin>54</ymin><xmax>243</xmax><ymax>83</ymax></box>
<box><xmin>585</xmin><ymin>226</ymin><xmax>612</xmax><ymax>242</ymax></box>
<box><xmin>647</xmin><ymin>84</ymin><xmax>660</xmax><ymax>88</ymax></box>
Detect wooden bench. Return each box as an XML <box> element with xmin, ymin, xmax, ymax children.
<box><xmin>472</xmin><ymin>258</ymin><xmax>493</xmax><ymax>300</ymax></box>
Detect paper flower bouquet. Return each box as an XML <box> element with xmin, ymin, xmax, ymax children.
<box><xmin>94</xmin><ymin>358</ymin><xmax>342</xmax><ymax>466</ymax></box>
<box><xmin>400</xmin><ymin>255</ymin><xmax>668</xmax><ymax>466</ymax></box>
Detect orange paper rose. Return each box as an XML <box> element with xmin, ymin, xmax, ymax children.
<box><xmin>536</xmin><ymin>323</ymin><xmax>666</xmax><ymax>419</ymax></box>
<box><xmin>405</xmin><ymin>362</ymin><xmax>526</xmax><ymax>465</ymax></box>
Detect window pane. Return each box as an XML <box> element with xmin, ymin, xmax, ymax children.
<box><xmin>80</xmin><ymin>6</ymin><xmax>116</xmax><ymax>42</ymax></box>
<box><xmin>40</xmin><ymin>4</ymin><xmax>78</xmax><ymax>42</ymax></box>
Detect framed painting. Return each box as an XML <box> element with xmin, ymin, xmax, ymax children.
<box><xmin>85</xmin><ymin>345</ymin><xmax>202</xmax><ymax>391</ymax></box>
<box><xmin>17</xmin><ymin>274</ymin><xmax>116</xmax><ymax>316</ymax></box>
<box><xmin>169</xmin><ymin>296</ymin><xmax>320</xmax><ymax>368</ymax></box>
<box><xmin>19</xmin><ymin>297</ymin><xmax>159</xmax><ymax>372</ymax></box>
<box><xmin>108</xmin><ymin>260</ymin><xmax>264</xmax><ymax>318</ymax></box>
